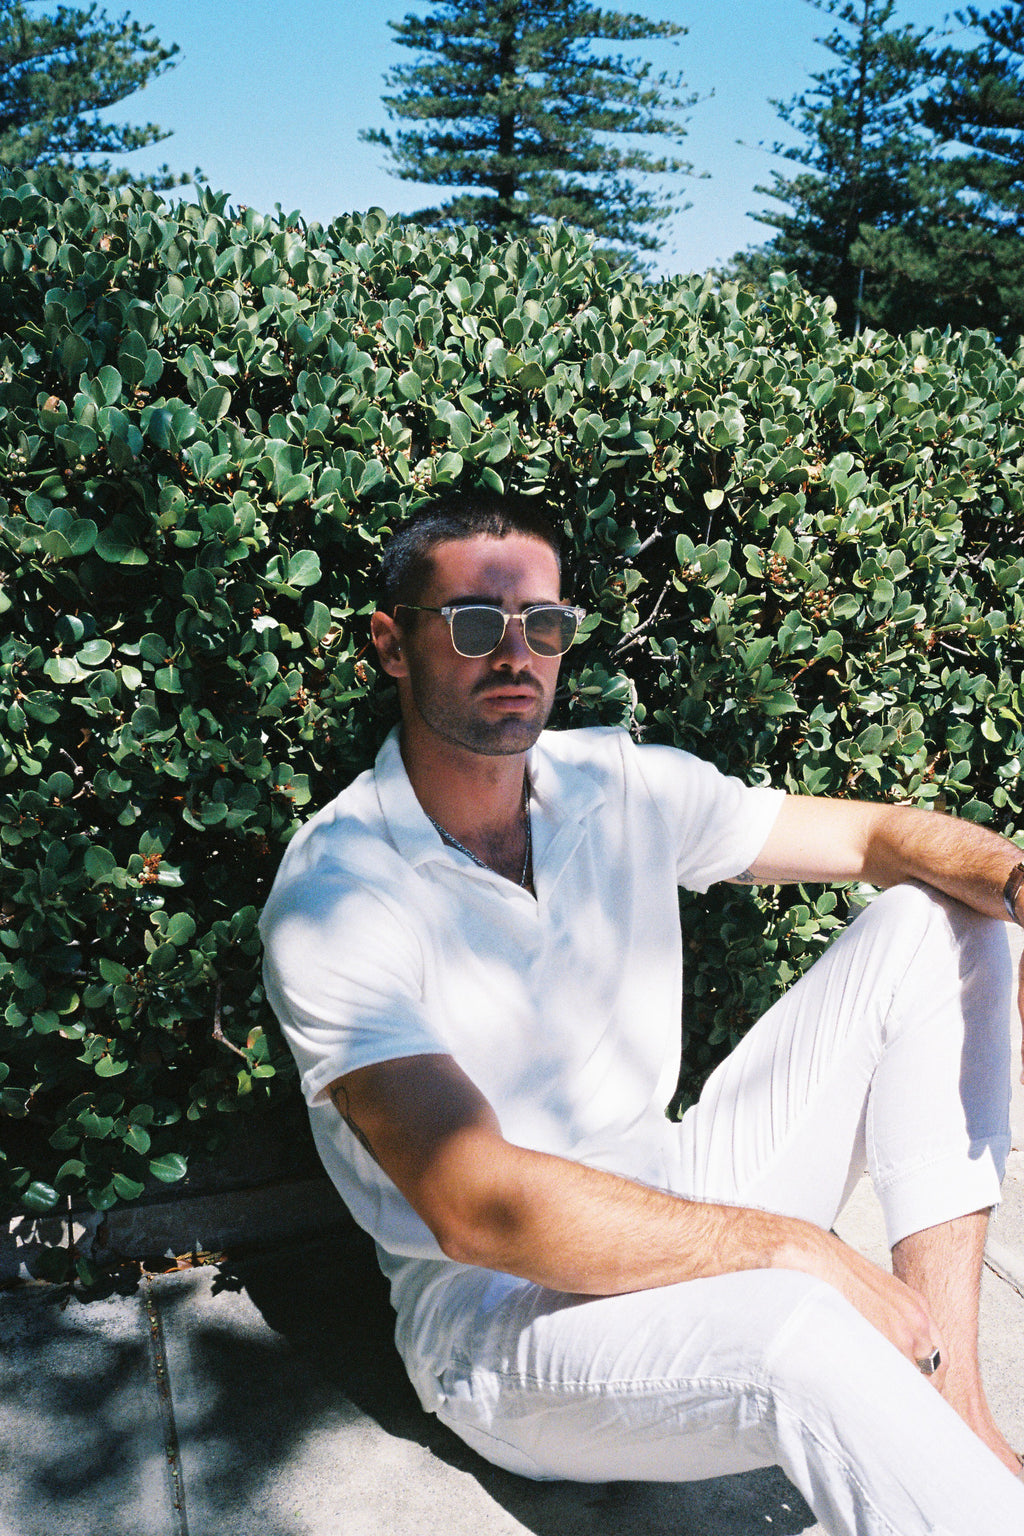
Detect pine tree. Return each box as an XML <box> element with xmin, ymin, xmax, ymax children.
<box><xmin>858</xmin><ymin>1</ymin><xmax>1024</xmax><ymax>340</ymax></box>
<box><xmin>0</xmin><ymin>1</ymin><xmax>180</xmax><ymax>181</ymax></box>
<box><xmin>727</xmin><ymin>0</ymin><xmax>937</xmax><ymax>334</ymax></box>
<box><xmin>362</xmin><ymin>0</ymin><xmax>697</xmax><ymax>258</ymax></box>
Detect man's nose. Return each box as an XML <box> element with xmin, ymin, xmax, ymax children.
<box><xmin>491</xmin><ymin>615</ymin><xmax>533</xmax><ymax>665</ymax></box>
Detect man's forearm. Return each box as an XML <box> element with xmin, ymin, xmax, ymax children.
<box><xmin>435</xmin><ymin>1131</ymin><xmax>799</xmax><ymax>1290</ymax></box>
<box><xmin>333</xmin><ymin>1049</ymin><xmax>942</xmax><ymax>1376</ymax></box>
<box><xmin>339</xmin><ymin>1055</ymin><xmax>849</xmax><ymax>1294</ymax></box>
<box><xmin>861</xmin><ymin>803</ymin><xmax>1023</xmax><ymax>923</ymax></box>
<box><xmin>433</xmin><ymin>1129</ymin><xmax>940</xmax><ymax>1374</ymax></box>
<box><xmin>751</xmin><ymin>796</ymin><xmax>1024</xmax><ymax>924</ymax></box>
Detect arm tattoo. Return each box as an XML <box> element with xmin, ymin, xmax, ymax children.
<box><xmin>330</xmin><ymin>1082</ymin><xmax>379</xmax><ymax>1163</ymax></box>
<box><xmin>733</xmin><ymin>867</ymin><xmax>756</xmax><ymax>884</ymax></box>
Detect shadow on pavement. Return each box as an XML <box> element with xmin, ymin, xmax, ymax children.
<box><xmin>0</xmin><ymin>1283</ymin><xmax>170</xmax><ymax>1536</ymax></box>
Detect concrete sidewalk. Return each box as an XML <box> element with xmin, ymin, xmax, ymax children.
<box><xmin>0</xmin><ymin>1214</ymin><xmax>810</xmax><ymax>1536</ymax></box>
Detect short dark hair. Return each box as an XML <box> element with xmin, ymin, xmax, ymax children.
<box><xmin>379</xmin><ymin>498</ymin><xmax>563</xmax><ymax>613</ymax></box>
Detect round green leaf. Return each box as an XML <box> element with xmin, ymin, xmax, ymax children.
<box><xmin>111</xmin><ymin>1171</ymin><xmax>146</xmax><ymax>1201</ymax></box>
<box><xmin>78</xmin><ymin>638</ymin><xmax>113</xmax><ymax>667</ymax></box>
<box><xmin>286</xmin><ymin>550</ymin><xmax>321</xmax><ymax>586</ymax></box>
<box><xmin>97</xmin><ymin>365</ymin><xmax>122</xmax><ymax>405</ymax></box>
<box><xmin>197</xmin><ymin>385</ymin><xmax>232</xmax><ymax>422</ymax></box>
<box><xmin>21</xmin><ymin>1181</ymin><xmax>60</xmax><ymax>1214</ymax></box>
<box><xmin>148</xmin><ymin>1153</ymin><xmax>188</xmax><ymax>1184</ymax></box>
<box><xmin>165</xmin><ymin>912</ymin><xmax>197</xmax><ymax>945</ymax></box>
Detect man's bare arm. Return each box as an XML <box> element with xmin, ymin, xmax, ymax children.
<box><xmin>328</xmin><ymin>1052</ymin><xmax>944</xmax><ymax>1381</ymax></box>
<box><xmin>745</xmin><ymin>795</ymin><xmax>1021</xmax><ymax>919</ymax></box>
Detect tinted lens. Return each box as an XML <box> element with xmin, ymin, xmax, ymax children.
<box><xmin>523</xmin><ymin>606</ymin><xmax>579</xmax><ymax>656</ymax></box>
<box><xmin>448</xmin><ymin>606</ymin><xmax>506</xmax><ymax>656</ymax></box>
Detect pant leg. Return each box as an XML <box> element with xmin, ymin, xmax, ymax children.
<box><xmin>675</xmin><ymin>883</ymin><xmax>1012</xmax><ymax>1245</ymax></box>
<box><xmin>432</xmin><ymin>1265</ymin><xmax>1024</xmax><ymax>1535</ymax></box>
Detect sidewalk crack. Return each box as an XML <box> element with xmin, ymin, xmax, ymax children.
<box><xmin>985</xmin><ymin>1238</ymin><xmax>1024</xmax><ymax>1302</ymax></box>
<box><xmin>145</xmin><ymin>1276</ymin><xmax>190</xmax><ymax>1536</ymax></box>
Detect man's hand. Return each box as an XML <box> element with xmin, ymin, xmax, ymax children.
<box><xmin>328</xmin><ymin>1053</ymin><xmax>945</xmax><ymax>1380</ymax></box>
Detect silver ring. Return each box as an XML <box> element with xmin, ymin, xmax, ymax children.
<box><xmin>916</xmin><ymin>1348</ymin><xmax>941</xmax><ymax>1376</ymax></box>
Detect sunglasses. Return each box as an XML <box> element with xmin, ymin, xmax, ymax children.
<box><xmin>396</xmin><ymin>602</ymin><xmax>586</xmax><ymax>658</ymax></box>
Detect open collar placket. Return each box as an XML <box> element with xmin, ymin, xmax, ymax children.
<box><xmin>373</xmin><ymin>727</ymin><xmax>606</xmax><ymax>901</ymax></box>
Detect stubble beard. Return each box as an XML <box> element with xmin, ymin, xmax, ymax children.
<box><xmin>410</xmin><ymin>673</ymin><xmax>554</xmax><ymax>757</ymax></box>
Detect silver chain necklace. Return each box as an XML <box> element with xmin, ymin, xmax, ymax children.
<box><xmin>428</xmin><ymin>778</ymin><xmax>532</xmax><ymax>888</ymax></box>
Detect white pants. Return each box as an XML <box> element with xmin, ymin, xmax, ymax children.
<box><xmin>429</xmin><ymin>886</ymin><xmax>1024</xmax><ymax>1535</ymax></box>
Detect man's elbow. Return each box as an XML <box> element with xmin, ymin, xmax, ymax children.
<box><xmin>433</xmin><ymin>1221</ymin><xmax>490</xmax><ymax>1267</ymax></box>
<box><xmin>420</xmin><ymin>1178</ymin><xmax>530</xmax><ymax>1271</ymax></box>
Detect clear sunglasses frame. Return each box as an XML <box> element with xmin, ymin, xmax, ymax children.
<box><xmin>395</xmin><ymin>602</ymin><xmax>586</xmax><ymax>658</ymax></box>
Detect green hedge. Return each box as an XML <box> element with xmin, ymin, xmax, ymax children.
<box><xmin>3</xmin><ymin>168</ymin><xmax>1024</xmax><ymax>1252</ymax></box>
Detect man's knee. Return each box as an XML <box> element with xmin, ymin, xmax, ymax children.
<box><xmin>870</xmin><ymin>877</ymin><xmax>1001</xmax><ymax>935</ymax></box>
<box><xmin>855</xmin><ymin>881</ymin><xmax>1010</xmax><ymax>985</ymax></box>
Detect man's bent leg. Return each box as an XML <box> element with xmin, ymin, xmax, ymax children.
<box><xmin>675</xmin><ymin>884</ymin><xmax>1012</xmax><ymax>1237</ymax></box>
<box><xmin>674</xmin><ymin>883</ymin><xmax>1014</xmax><ymax>1477</ymax></box>
<box><xmin>420</xmin><ymin>888</ymin><xmax>1020</xmax><ymax>1531</ymax></box>
<box><xmin>431</xmin><ymin>1267</ymin><xmax>1024</xmax><ymax>1536</ymax></box>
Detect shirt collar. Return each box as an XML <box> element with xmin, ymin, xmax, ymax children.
<box><xmin>373</xmin><ymin>725</ymin><xmax>606</xmax><ymax>878</ymax></box>
<box><xmin>373</xmin><ymin>728</ymin><xmax>441</xmax><ymax>869</ymax></box>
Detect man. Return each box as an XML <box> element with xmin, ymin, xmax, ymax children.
<box><xmin>260</xmin><ymin>500</ymin><xmax>1024</xmax><ymax>1535</ymax></box>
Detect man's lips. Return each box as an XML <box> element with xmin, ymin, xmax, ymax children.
<box><xmin>475</xmin><ymin>684</ymin><xmax>542</xmax><ymax>707</ymax></box>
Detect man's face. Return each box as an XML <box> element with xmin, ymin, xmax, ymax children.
<box><xmin>386</xmin><ymin>534</ymin><xmax>565</xmax><ymax>757</ymax></box>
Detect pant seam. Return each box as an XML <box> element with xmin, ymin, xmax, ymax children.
<box><xmin>771</xmin><ymin>1394</ymin><xmax>906</xmax><ymax>1536</ymax></box>
<box><xmin>872</xmin><ymin>1140</ymin><xmax>1008</xmax><ymax>1212</ymax></box>
<box><xmin>759</xmin><ymin>1279</ymin><xmax>908</xmax><ymax>1536</ymax></box>
<box><xmin>449</xmin><ymin>1356</ymin><xmax>769</xmax><ymax>1398</ymax></box>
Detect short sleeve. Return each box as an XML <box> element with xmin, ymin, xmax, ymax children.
<box><xmin>260</xmin><ymin>869</ymin><xmax>444</xmax><ymax>1107</ymax></box>
<box><xmin>626</xmin><ymin>740</ymin><xmax>785</xmax><ymax>892</ymax></box>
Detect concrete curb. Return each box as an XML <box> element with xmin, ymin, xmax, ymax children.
<box><xmin>986</xmin><ymin>1238</ymin><xmax>1024</xmax><ymax>1298</ymax></box>
<box><xmin>1</xmin><ymin>1174</ymin><xmax>349</xmax><ymax>1284</ymax></box>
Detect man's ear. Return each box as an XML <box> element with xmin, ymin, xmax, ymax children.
<box><xmin>371</xmin><ymin>610</ymin><xmax>407</xmax><ymax>679</ymax></box>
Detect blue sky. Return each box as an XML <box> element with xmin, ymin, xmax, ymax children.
<box><xmin>114</xmin><ymin>0</ymin><xmax>954</xmax><ymax>277</ymax></box>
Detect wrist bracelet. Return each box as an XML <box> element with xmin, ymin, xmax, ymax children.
<box><xmin>1003</xmin><ymin>861</ymin><xmax>1024</xmax><ymax>925</ymax></box>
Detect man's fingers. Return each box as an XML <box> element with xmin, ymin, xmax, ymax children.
<box><xmin>900</xmin><ymin>1313</ymin><xmax>948</xmax><ymax>1392</ymax></box>
<box><xmin>898</xmin><ymin>1293</ymin><xmax>947</xmax><ymax>1389</ymax></box>
<box><xmin>914</xmin><ymin>1341</ymin><xmax>948</xmax><ymax>1393</ymax></box>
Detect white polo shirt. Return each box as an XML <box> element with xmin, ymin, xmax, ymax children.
<box><xmin>260</xmin><ymin>725</ymin><xmax>783</xmax><ymax>1380</ymax></box>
